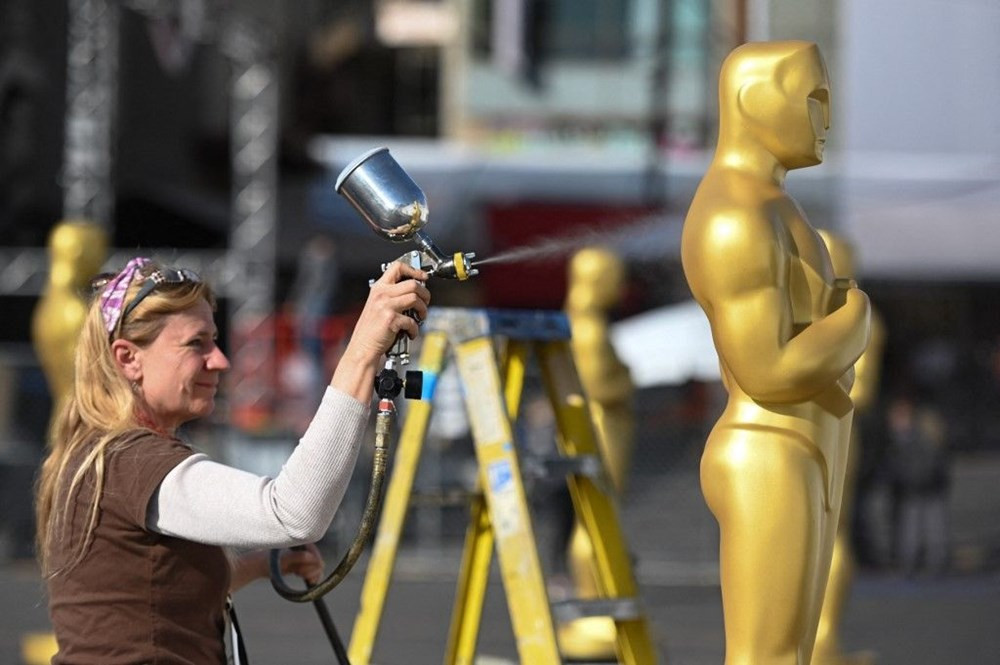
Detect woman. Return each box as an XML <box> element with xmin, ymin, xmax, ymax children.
<box><xmin>35</xmin><ymin>256</ymin><xmax>430</xmax><ymax>663</ymax></box>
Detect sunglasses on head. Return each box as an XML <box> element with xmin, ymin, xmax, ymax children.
<box><xmin>120</xmin><ymin>267</ymin><xmax>202</xmax><ymax>322</ymax></box>
<box><xmin>96</xmin><ymin>259</ymin><xmax>204</xmax><ymax>336</ymax></box>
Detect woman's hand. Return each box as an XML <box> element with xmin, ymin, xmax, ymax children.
<box><xmin>229</xmin><ymin>544</ymin><xmax>325</xmax><ymax>592</ymax></box>
<box><xmin>280</xmin><ymin>543</ymin><xmax>325</xmax><ymax>586</ymax></box>
<box><xmin>350</xmin><ymin>261</ymin><xmax>431</xmax><ymax>362</ymax></box>
<box><xmin>332</xmin><ymin>261</ymin><xmax>431</xmax><ymax>401</ymax></box>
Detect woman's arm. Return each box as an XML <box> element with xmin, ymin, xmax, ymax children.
<box><xmin>148</xmin><ymin>387</ymin><xmax>368</xmax><ymax>548</ymax></box>
<box><xmin>148</xmin><ymin>260</ymin><xmax>431</xmax><ymax>549</ymax></box>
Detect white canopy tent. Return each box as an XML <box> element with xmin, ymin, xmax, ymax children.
<box><xmin>610</xmin><ymin>299</ymin><xmax>721</xmax><ymax>388</ymax></box>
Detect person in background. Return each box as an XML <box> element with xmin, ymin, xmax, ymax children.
<box><xmin>288</xmin><ymin>233</ymin><xmax>341</xmax><ymax>376</ymax></box>
<box><xmin>35</xmin><ymin>256</ymin><xmax>429</xmax><ymax>663</ymax></box>
<box><xmin>280</xmin><ymin>234</ymin><xmax>342</xmax><ymax>433</ymax></box>
<box><xmin>886</xmin><ymin>392</ymin><xmax>951</xmax><ymax>577</ymax></box>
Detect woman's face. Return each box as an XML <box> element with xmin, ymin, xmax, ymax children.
<box><xmin>134</xmin><ymin>299</ymin><xmax>230</xmax><ymax>432</ymax></box>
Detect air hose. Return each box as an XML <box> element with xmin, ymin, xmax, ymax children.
<box><xmin>269</xmin><ymin>404</ymin><xmax>394</xmax><ymax>603</ymax></box>
<box><xmin>269</xmin><ymin>336</ymin><xmax>419</xmax><ymax>663</ymax></box>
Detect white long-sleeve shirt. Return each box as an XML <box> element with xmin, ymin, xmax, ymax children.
<box><xmin>147</xmin><ymin>387</ymin><xmax>369</xmax><ymax>549</ymax></box>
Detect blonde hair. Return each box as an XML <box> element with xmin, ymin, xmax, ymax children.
<box><xmin>35</xmin><ymin>261</ymin><xmax>216</xmax><ymax>576</ymax></box>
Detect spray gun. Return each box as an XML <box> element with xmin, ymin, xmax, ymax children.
<box><xmin>335</xmin><ymin>146</ymin><xmax>479</xmax><ymax>407</ymax></box>
<box><xmin>270</xmin><ymin>147</ymin><xmax>479</xmax><ymax>616</ymax></box>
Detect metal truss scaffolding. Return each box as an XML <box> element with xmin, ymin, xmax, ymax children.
<box><xmin>63</xmin><ymin>0</ymin><xmax>120</xmax><ymax>226</ymax></box>
<box><xmin>5</xmin><ymin>0</ymin><xmax>282</xmax><ymax>432</ymax></box>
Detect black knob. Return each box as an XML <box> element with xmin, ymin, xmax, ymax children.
<box><xmin>404</xmin><ymin>370</ymin><xmax>424</xmax><ymax>400</ymax></box>
<box><xmin>375</xmin><ymin>368</ymin><xmax>404</xmax><ymax>399</ymax></box>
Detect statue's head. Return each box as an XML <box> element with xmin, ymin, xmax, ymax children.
<box><xmin>719</xmin><ymin>40</ymin><xmax>830</xmax><ymax>170</ymax></box>
<box><xmin>567</xmin><ymin>246</ymin><xmax>626</xmax><ymax>311</ymax></box>
<box><xmin>48</xmin><ymin>220</ymin><xmax>108</xmax><ymax>285</ymax></box>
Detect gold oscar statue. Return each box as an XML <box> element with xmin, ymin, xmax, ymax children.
<box><xmin>812</xmin><ymin>230</ymin><xmax>885</xmax><ymax>665</ymax></box>
<box><xmin>559</xmin><ymin>246</ymin><xmax>636</xmax><ymax>661</ymax></box>
<box><xmin>31</xmin><ymin>220</ymin><xmax>108</xmax><ymax>430</ymax></box>
<box><xmin>681</xmin><ymin>41</ymin><xmax>871</xmax><ymax>664</ymax></box>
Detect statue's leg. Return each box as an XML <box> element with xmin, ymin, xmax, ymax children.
<box><xmin>812</xmin><ymin>432</ymin><xmax>860</xmax><ymax>664</ymax></box>
<box><xmin>812</xmin><ymin>524</ymin><xmax>853</xmax><ymax>661</ymax></box>
<box><xmin>702</xmin><ymin>428</ymin><xmax>828</xmax><ymax>665</ymax></box>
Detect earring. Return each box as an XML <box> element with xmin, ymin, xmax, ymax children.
<box><xmin>131</xmin><ymin>381</ymin><xmax>140</xmax><ymax>394</ymax></box>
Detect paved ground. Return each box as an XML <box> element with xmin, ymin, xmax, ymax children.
<box><xmin>4</xmin><ymin>447</ymin><xmax>999</xmax><ymax>664</ymax></box>
<box><xmin>6</xmin><ymin>555</ymin><xmax>999</xmax><ymax>664</ymax></box>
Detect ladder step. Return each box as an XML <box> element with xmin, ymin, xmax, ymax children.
<box><xmin>409</xmin><ymin>489</ymin><xmax>481</xmax><ymax>507</ymax></box>
<box><xmin>550</xmin><ymin>597</ymin><xmax>643</xmax><ymax>623</ymax></box>
<box><xmin>522</xmin><ymin>454</ymin><xmax>603</xmax><ymax>481</ymax></box>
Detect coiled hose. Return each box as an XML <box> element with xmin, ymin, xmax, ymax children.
<box><xmin>269</xmin><ymin>408</ymin><xmax>393</xmax><ymax>603</ymax></box>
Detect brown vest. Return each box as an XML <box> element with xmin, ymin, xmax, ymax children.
<box><xmin>47</xmin><ymin>432</ymin><xmax>231</xmax><ymax>664</ymax></box>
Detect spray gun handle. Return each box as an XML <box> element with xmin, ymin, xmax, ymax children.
<box><xmin>371</xmin><ymin>250</ymin><xmax>427</xmax><ymax>402</ymax></box>
<box><xmin>372</xmin><ymin>249</ymin><xmax>426</xmax><ymax>367</ymax></box>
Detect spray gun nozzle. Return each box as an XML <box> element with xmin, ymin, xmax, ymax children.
<box><xmin>427</xmin><ymin>251</ymin><xmax>479</xmax><ymax>281</ymax></box>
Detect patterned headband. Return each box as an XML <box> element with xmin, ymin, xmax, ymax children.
<box><xmin>100</xmin><ymin>257</ymin><xmax>151</xmax><ymax>334</ymax></box>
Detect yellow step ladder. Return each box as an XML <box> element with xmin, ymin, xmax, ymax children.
<box><xmin>348</xmin><ymin>307</ymin><xmax>659</xmax><ymax>665</ymax></box>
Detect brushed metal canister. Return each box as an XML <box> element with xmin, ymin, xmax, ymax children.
<box><xmin>334</xmin><ymin>147</ymin><xmax>428</xmax><ymax>243</ymax></box>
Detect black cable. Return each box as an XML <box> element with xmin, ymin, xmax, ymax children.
<box><xmin>311</xmin><ymin>592</ymin><xmax>351</xmax><ymax>665</ymax></box>
<box><xmin>285</xmin><ymin>545</ymin><xmax>352</xmax><ymax>665</ymax></box>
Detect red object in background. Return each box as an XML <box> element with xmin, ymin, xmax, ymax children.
<box><xmin>481</xmin><ymin>202</ymin><xmax>655</xmax><ymax>309</ymax></box>
<box><xmin>273</xmin><ymin>309</ymin><xmax>359</xmax><ymax>372</ymax></box>
<box><xmin>229</xmin><ymin>310</ymin><xmax>359</xmax><ymax>435</ymax></box>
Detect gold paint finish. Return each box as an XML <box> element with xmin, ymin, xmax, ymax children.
<box><xmin>812</xmin><ymin>230</ymin><xmax>884</xmax><ymax>665</ymax></box>
<box><xmin>31</xmin><ymin>220</ymin><xmax>108</xmax><ymax>429</ymax></box>
<box><xmin>681</xmin><ymin>42</ymin><xmax>871</xmax><ymax>664</ymax></box>
<box><xmin>560</xmin><ymin>247</ymin><xmax>635</xmax><ymax>661</ymax></box>
<box><xmin>566</xmin><ymin>247</ymin><xmax>634</xmax><ymax>490</ymax></box>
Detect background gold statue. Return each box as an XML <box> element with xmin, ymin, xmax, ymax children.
<box><xmin>681</xmin><ymin>41</ymin><xmax>871</xmax><ymax>664</ymax></box>
<box><xmin>813</xmin><ymin>230</ymin><xmax>885</xmax><ymax>665</ymax></box>
<box><xmin>560</xmin><ymin>246</ymin><xmax>635</xmax><ymax>660</ymax></box>
<box><xmin>31</xmin><ymin>220</ymin><xmax>108</xmax><ymax>430</ymax></box>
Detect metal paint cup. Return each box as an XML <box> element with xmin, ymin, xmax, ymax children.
<box><xmin>334</xmin><ymin>147</ymin><xmax>428</xmax><ymax>243</ymax></box>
